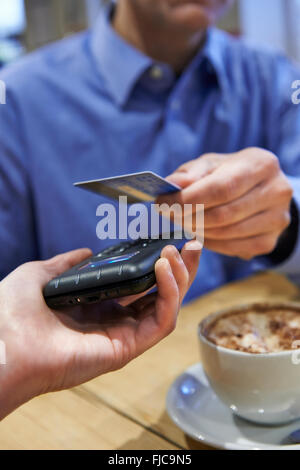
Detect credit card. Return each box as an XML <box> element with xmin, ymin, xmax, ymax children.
<box><xmin>74</xmin><ymin>171</ymin><xmax>180</xmax><ymax>204</ymax></box>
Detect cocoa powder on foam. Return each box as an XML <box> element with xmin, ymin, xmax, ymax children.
<box><xmin>204</xmin><ymin>305</ymin><xmax>300</xmax><ymax>354</ymax></box>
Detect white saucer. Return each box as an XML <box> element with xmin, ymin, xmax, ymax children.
<box><xmin>166</xmin><ymin>363</ymin><xmax>300</xmax><ymax>450</ymax></box>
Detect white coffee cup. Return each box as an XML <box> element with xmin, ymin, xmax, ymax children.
<box><xmin>198</xmin><ymin>302</ymin><xmax>300</xmax><ymax>425</ymax></box>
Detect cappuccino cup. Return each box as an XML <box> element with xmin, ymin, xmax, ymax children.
<box><xmin>198</xmin><ymin>302</ymin><xmax>300</xmax><ymax>425</ymax></box>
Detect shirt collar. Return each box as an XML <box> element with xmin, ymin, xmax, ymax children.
<box><xmin>199</xmin><ymin>27</ymin><xmax>231</xmax><ymax>98</ymax></box>
<box><xmin>201</xmin><ymin>27</ymin><xmax>248</xmax><ymax>104</ymax></box>
<box><xmin>90</xmin><ymin>4</ymin><xmax>228</xmax><ymax>107</ymax></box>
<box><xmin>90</xmin><ymin>3</ymin><xmax>152</xmax><ymax>107</ymax></box>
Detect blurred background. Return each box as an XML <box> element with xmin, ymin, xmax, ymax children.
<box><xmin>0</xmin><ymin>0</ymin><xmax>300</xmax><ymax>68</ymax></box>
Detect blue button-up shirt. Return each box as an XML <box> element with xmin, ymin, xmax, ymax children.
<box><xmin>1</xmin><ymin>4</ymin><xmax>300</xmax><ymax>303</ymax></box>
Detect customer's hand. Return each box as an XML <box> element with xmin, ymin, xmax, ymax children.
<box><xmin>0</xmin><ymin>242</ymin><xmax>201</xmax><ymax>419</ymax></box>
<box><xmin>158</xmin><ymin>148</ymin><xmax>293</xmax><ymax>260</ymax></box>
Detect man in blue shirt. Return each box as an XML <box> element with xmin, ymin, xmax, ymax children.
<box><xmin>0</xmin><ymin>0</ymin><xmax>300</xmax><ymax>303</ymax></box>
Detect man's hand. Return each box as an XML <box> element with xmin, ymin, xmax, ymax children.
<box><xmin>0</xmin><ymin>242</ymin><xmax>201</xmax><ymax>419</ymax></box>
<box><xmin>158</xmin><ymin>148</ymin><xmax>293</xmax><ymax>260</ymax></box>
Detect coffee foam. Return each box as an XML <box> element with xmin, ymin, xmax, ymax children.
<box><xmin>205</xmin><ymin>307</ymin><xmax>300</xmax><ymax>354</ymax></box>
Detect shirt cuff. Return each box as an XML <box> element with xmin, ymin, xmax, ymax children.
<box><xmin>272</xmin><ymin>176</ymin><xmax>300</xmax><ymax>277</ymax></box>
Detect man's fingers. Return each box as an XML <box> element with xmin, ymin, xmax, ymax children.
<box><xmin>131</xmin><ymin>240</ymin><xmax>202</xmax><ymax>314</ymax></box>
<box><xmin>180</xmin><ymin>240</ymin><xmax>202</xmax><ymax>289</ymax></box>
<box><xmin>43</xmin><ymin>248</ymin><xmax>92</xmax><ymax>278</ymax></box>
<box><xmin>166</xmin><ymin>172</ymin><xmax>194</xmax><ymax>189</ymax></box>
<box><xmin>149</xmin><ymin>241</ymin><xmax>202</xmax><ymax>336</ymax></box>
<box><xmin>134</xmin><ymin>258</ymin><xmax>179</xmax><ymax>353</ymax></box>
<box><xmin>130</xmin><ymin>292</ymin><xmax>157</xmax><ymax>317</ymax></box>
<box><xmin>154</xmin><ymin>257</ymin><xmax>180</xmax><ymax>325</ymax></box>
<box><xmin>116</xmin><ymin>286</ymin><xmax>155</xmax><ymax>307</ymax></box>
<box><xmin>205</xmin><ymin>233</ymin><xmax>279</xmax><ymax>260</ymax></box>
<box><xmin>205</xmin><ymin>176</ymin><xmax>292</xmax><ymax>229</ymax></box>
<box><xmin>151</xmin><ymin>257</ymin><xmax>179</xmax><ymax>341</ymax></box>
<box><xmin>160</xmin><ymin>245</ymin><xmax>189</xmax><ymax>303</ymax></box>
<box><xmin>159</xmin><ymin>149</ymin><xmax>279</xmax><ymax>210</ymax></box>
<box><xmin>8</xmin><ymin>248</ymin><xmax>93</xmax><ymax>289</ymax></box>
<box><xmin>205</xmin><ymin>209</ymin><xmax>291</xmax><ymax>240</ymax></box>
<box><xmin>166</xmin><ymin>153</ymin><xmax>229</xmax><ymax>188</ymax></box>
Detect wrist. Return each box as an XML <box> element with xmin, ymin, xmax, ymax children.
<box><xmin>268</xmin><ymin>199</ymin><xmax>299</xmax><ymax>265</ymax></box>
<box><xmin>0</xmin><ymin>327</ymin><xmax>35</xmax><ymax>420</ymax></box>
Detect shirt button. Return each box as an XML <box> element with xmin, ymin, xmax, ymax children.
<box><xmin>150</xmin><ymin>65</ymin><xmax>163</xmax><ymax>80</ymax></box>
<box><xmin>171</xmin><ymin>100</ymin><xmax>181</xmax><ymax>111</ymax></box>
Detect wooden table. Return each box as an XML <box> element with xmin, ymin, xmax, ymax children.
<box><xmin>0</xmin><ymin>272</ymin><xmax>299</xmax><ymax>450</ymax></box>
